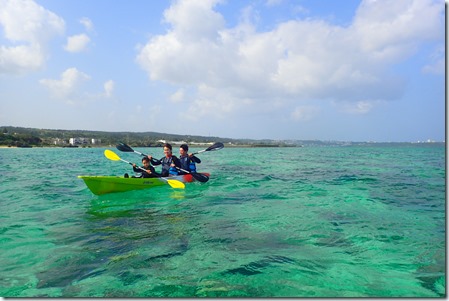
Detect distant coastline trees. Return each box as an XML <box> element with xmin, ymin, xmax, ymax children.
<box><xmin>0</xmin><ymin>131</ymin><xmax>42</xmax><ymax>147</ymax></box>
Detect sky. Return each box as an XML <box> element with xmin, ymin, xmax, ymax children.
<box><xmin>0</xmin><ymin>0</ymin><xmax>445</xmax><ymax>142</ymax></box>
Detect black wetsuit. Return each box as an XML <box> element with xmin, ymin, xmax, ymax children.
<box><xmin>151</xmin><ymin>156</ymin><xmax>181</xmax><ymax>177</ymax></box>
<box><xmin>178</xmin><ymin>155</ymin><xmax>201</xmax><ymax>175</ymax></box>
<box><xmin>132</xmin><ymin>165</ymin><xmax>160</xmax><ymax>178</ymax></box>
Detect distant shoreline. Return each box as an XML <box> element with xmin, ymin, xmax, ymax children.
<box><xmin>1</xmin><ymin>125</ymin><xmax>444</xmax><ymax>146</ymax></box>
<box><xmin>0</xmin><ymin>142</ymin><xmax>444</xmax><ymax>150</ymax></box>
<box><xmin>0</xmin><ymin>144</ymin><xmax>299</xmax><ymax>149</ymax></box>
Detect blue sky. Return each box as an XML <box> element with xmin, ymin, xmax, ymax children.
<box><xmin>0</xmin><ymin>0</ymin><xmax>445</xmax><ymax>142</ymax></box>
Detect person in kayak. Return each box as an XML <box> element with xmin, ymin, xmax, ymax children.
<box><xmin>177</xmin><ymin>144</ymin><xmax>201</xmax><ymax>175</ymax></box>
<box><xmin>148</xmin><ymin>143</ymin><xmax>181</xmax><ymax>177</ymax></box>
<box><xmin>131</xmin><ymin>156</ymin><xmax>161</xmax><ymax>178</ymax></box>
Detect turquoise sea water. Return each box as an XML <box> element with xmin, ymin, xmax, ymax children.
<box><xmin>0</xmin><ymin>144</ymin><xmax>445</xmax><ymax>297</ymax></box>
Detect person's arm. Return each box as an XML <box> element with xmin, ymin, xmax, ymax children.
<box><xmin>171</xmin><ymin>156</ymin><xmax>181</xmax><ymax>168</ymax></box>
<box><xmin>150</xmin><ymin>167</ymin><xmax>162</xmax><ymax>177</ymax></box>
<box><xmin>132</xmin><ymin>163</ymin><xmax>141</xmax><ymax>173</ymax></box>
<box><xmin>190</xmin><ymin>154</ymin><xmax>201</xmax><ymax>163</ymax></box>
<box><xmin>149</xmin><ymin>156</ymin><xmax>162</xmax><ymax>165</ymax></box>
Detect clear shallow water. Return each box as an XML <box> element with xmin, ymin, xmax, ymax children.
<box><xmin>0</xmin><ymin>144</ymin><xmax>445</xmax><ymax>297</ymax></box>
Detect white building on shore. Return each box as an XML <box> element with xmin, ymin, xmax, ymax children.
<box><xmin>69</xmin><ymin>138</ymin><xmax>89</xmax><ymax>145</ymax></box>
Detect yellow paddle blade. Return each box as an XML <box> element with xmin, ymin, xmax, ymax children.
<box><xmin>104</xmin><ymin>149</ymin><xmax>120</xmax><ymax>161</ymax></box>
<box><xmin>166</xmin><ymin>179</ymin><xmax>185</xmax><ymax>189</ymax></box>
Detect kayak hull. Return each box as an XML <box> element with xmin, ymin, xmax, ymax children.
<box><xmin>78</xmin><ymin>173</ymin><xmax>210</xmax><ymax>195</ymax></box>
<box><xmin>78</xmin><ymin>176</ymin><xmax>165</xmax><ymax>195</ymax></box>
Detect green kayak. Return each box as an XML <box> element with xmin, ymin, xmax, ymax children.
<box><xmin>78</xmin><ymin>173</ymin><xmax>210</xmax><ymax>195</ymax></box>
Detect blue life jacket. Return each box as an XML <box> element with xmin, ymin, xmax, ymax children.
<box><xmin>169</xmin><ymin>166</ymin><xmax>178</xmax><ymax>175</ymax></box>
<box><xmin>160</xmin><ymin>156</ymin><xmax>179</xmax><ymax>176</ymax></box>
<box><xmin>179</xmin><ymin>155</ymin><xmax>193</xmax><ymax>174</ymax></box>
<box><xmin>189</xmin><ymin>161</ymin><xmax>197</xmax><ymax>173</ymax></box>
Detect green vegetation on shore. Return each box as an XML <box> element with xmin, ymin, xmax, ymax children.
<box><xmin>0</xmin><ymin>126</ymin><xmax>297</xmax><ymax>148</ymax></box>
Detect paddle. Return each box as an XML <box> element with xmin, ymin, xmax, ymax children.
<box><xmin>175</xmin><ymin>167</ymin><xmax>209</xmax><ymax>183</ymax></box>
<box><xmin>104</xmin><ymin>150</ymin><xmax>185</xmax><ymax>189</ymax></box>
<box><xmin>192</xmin><ymin>142</ymin><xmax>224</xmax><ymax>155</ymax></box>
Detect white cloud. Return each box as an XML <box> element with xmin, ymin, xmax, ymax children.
<box><xmin>64</xmin><ymin>34</ymin><xmax>90</xmax><ymax>52</ymax></box>
<box><xmin>163</xmin><ymin>0</ymin><xmax>225</xmax><ymax>41</ymax></box>
<box><xmin>40</xmin><ymin>69</ymin><xmax>116</xmax><ymax>105</ymax></box>
<box><xmin>170</xmin><ymin>89</ymin><xmax>185</xmax><ymax>103</ymax></box>
<box><xmin>339</xmin><ymin>100</ymin><xmax>378</xmax><ymax>114</ymax></box>
<box><xmin>0</xmin><ymin>0</ymin><xmax>65</xmax><ymax>74</ymax></box>
<box><xmin>103</xmin><ymin>80</ymin><xmax>114</xmax><ymax>97</ymax></box>
<box><xmin>136</xmin><ymin>0</ymin><xmax>444</xmax><ymax>120</ymax></box>
<box><xmin>265</xmin><ymin>0</ymin><xmax>283</xmax><ymax>7</ymax></box>
<box><xmin>291</xmin><ymin>106</ymin><xmax>320</xmax><ymax>121</ymax></box>
<box><xmin>422</xmin><ymin>45</ymin><xmax>444</xmax><ymax>75</ymax></box>
<box><xmin>39</xmin><ymin>67</ymin><xmax>90</xmax><ymax>102</ymax></box>
<box><xmin>422</xmin><ymin>58</ymin><xmax>444</xmax><ymax>75</ymax></box>
<box><xmin>40</xmin><ymin>69</ymin><xmax>114</xmax><ymax>103</ymax></box>
<box><xmin>80</xmin><ymin>17</ymin><xmax>93</xmax><ymax>31</ymax></box>
<box><xmin>0</xmin><ymin>44</ymin><xmax>44</xmax><ymax>73</ymax></box>
<box><xmin>352</xmin><ymin>0</ymin><xmax>443</xmax><ymax>61</ymax></box>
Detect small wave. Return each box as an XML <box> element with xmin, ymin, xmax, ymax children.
<box><xmin>223</xmin><ymin>255</ymin><xmax>297</xmax><ymax>276</ymax></box>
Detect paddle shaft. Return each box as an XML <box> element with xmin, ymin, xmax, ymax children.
<box><xmin>132</xmin><ymin>149</ymin><xmax>147</xmax><ymax>157</ymax></box>
<box><xmin>116</xmin><ymin>142</ymin><xmax>161</xmax><ymax>164</ymax></box>
<box><xmin>176</xmin><ymin>166</ymin><xmax>190</xmax><ymax>174</ymax></box>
